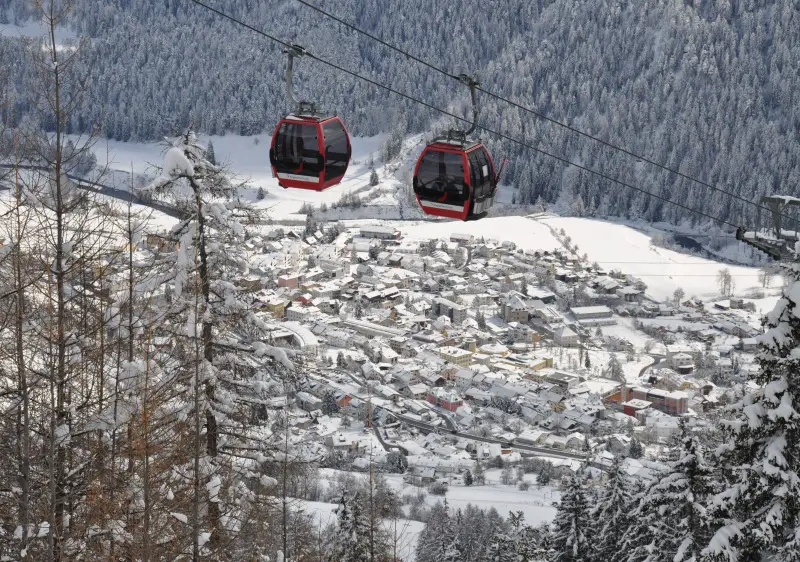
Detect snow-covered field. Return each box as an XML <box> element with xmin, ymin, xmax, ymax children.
<box><xmin>539</xmin><ymin>216</ymin><xmax>769</xmax><ymax>301</ymax></box>
<box><xmin>301</xmin><ymin>500</ymin><xmax>424</xmax><ymax>560</ymax></box>
<box><xmin>303</xmin><ymin>468</ymin><xmax>560</xmax><ymax>560</ymax></box>
<box><xmin>0</xmin><ymin>20</ymin><xmax>77</xmax><ymax>42</ymax></box>
<box><xmin>394</xmin><ymin>216</ymin><xmax>561</xmax><ymax>252</ymax></box>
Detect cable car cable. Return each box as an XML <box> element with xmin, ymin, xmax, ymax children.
<box><xmin>292</xmin><ymin>0</ymin><xmax>798</xmax><ymax>228</ymax></box>
<box><xmin>184</xmin><ymin>0</ymin><xmax>741</xmax><ymax>230</ymax></box>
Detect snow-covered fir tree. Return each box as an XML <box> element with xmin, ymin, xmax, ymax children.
<box><xmin>204</xmin><ymin>139</ymin><xmax>216</xmax><ymax>165</ymax></box>
<box><xmin>648</xmin><ymin>419</ymin><xmax>715</xmax><ymax>562</ymax></box>
<box><xmin>589</xmin><ymin>456</ymin><xmax>635</xmax><ymax>562</ymax></box>
<box><xmin>329</xmin><ymin>491</ymin><xmax>387</xmax><ymax>562</ymax></box>
<box><xmin>488</xmin><ymin>527</ymin><xmax>517</xmax><ymax>562</ymax></box>
<box><xmin>507</xmin><ymin>511</ymin><xmax>550</xmax><ymax>562</ymax></box>
<box><xmin>443</xmin><ymin>511</ymin><xmax>465</xmax><ymax>562</ymax></box>
<box><xmin>704</xmin><ymin>264</ymin><xmax>800</xmax><ymax>562</ymax></box>
<box><xmin>622</xmin><ymin>420</ymin><xmax>714</xmax><ymax>562</ymax></box>
<box><xmin>321</xmin><ymin>390</ymin><xmax>340</xmax><ymax>415</ymax></box>
<box><xmin>551</xmin><ymin>470</ymin><xmax>592</xmax><ymax>562</ymax></box>
<box><xmin>416</xmin><ymin>502</ymin><xmax>455</xmax><ymax>562</ymax></box>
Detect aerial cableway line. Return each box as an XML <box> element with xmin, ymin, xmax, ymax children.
<box><xmin>185</xmin><ymin>0</ymin><xmax>752</xmax><ymax>236</ymax></box>
<box><xmin>292</xmin><ymin>0</ymin><xmax>800</xmax><ymax>235</ymax></box>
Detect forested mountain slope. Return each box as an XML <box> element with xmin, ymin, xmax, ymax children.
<box><xmin>1</xmin><ymin>0</ymin><xmax>798</xmax><ymax>226</ymax></box>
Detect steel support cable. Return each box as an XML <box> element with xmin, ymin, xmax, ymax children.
<box><xmin>293</xmin><ymin>0</ymin><xmax>797</xmax><ymax>228</ymax></box>
<box><xmin>185</xmin><ymin>0</ymin><xmax>740</xmax><ymax>229</ymax></box>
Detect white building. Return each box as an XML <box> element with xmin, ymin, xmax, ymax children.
<box><xmin>554</xmin><ymin>326</ymin><xmax>579</xmax><ymax>347</ymax></box>
<box><xmin>280</xmin><ymin>321</ymin><xmax>319</xmax><ymax>356</ymax></box>
<box><xmin>359</xmin><ymin>226</ymin><xmax>401</xmax><ymax>240</ymax></box>
<box><xmin>570</xmin><ymin>306</ymin><xmax>611</xmax><ymax>319</ymax></box>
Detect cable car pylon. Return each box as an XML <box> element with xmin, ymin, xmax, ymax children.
<box><xmin>737</xmin><ymin>195</ymin><xmax>800</xmax><ymax>261</ymax></box>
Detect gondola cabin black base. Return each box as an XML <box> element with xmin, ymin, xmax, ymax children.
<box><xmin>269</xmin><ymin>114</ymin><xmax>351</xmax><ymax>191</ymax></box>
<box><xmin>413</xmin><ymin>139</ymin><xmax>496</xmax><ymax>221</ymax></box>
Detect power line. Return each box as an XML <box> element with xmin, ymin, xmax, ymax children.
<box><xmin>293</xmin><ymin>0</ymin><xmax>797</xmax><ymax>228</ymax></box>
<box><xmin>185</xmin><ymin>0</ymin><xmax>739</xmax><ymax>230</ymax></box>
<box><xmin>581</xmin><ymin>262</ymin><xmax>758</xmax><ymax>265</ymax></box>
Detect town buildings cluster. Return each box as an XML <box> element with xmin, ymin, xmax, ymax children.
<box><xmin>192</xmin><ymin>222</ymin><xmax>765</xmax><ymax>485</ymax></box>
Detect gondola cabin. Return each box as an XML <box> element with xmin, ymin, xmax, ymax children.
<box><xmin>413</xmin><ymin>139</ymin><xmax>497</xmax><ymax>221</ymax></box>
<box><xmin>269</xmin><ymin>114</ymin><xmax>351</xmax><ymax>191</ymax></box>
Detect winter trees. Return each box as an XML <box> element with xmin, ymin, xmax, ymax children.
<box><xmin>464</xmin><ymin>468</ymin><xmax>473</xmax><ymax>486</ymax></box>
<box><xmin>142</xmin><ymin>132</ymin><xmax>293</xmax><ymax>558</ymax></box>
<box><xmin>330</xmin><ymin>492</ymin><xmax>374</xmax><ymax>561</ymax></box>
<box><xmin>758</xmin><ymin>267</ymin><xmax>772</xmax><ymax>289</ymax></box>
<box><xmin>551</xmin><ymin>470</ymin><xmax>592</xmax><ymax>561</ymax></box>
<box><xmin>0</xmin><ymin>2</ymin><xmax>122</xmax><ymax>557</ymax></box>
<box><xmin>416</xmin><ymin>503</ymin><xmax>541</xmax><ymax>562</ymax></box>
<box><xmin>647</xmin><ymin>420</ymin><xmax>714</xmax><ymax>562</ymax></box>
<box><xmin>703</xmin><ymin>264</ymin><xmax>800</xmax><ymax>562</ymax></box>
<box><xmin>204</xmin><ymin>140</ymin><xmax>216</xmax><ymax>165</ymax></box>
<box><xmin>416</xmin><ymin>502</ymin><xmax>456</xmax><ymax>562</ymax></box>
<box><xmin>607</xmin><ymin>355</ymin><xmax>624</xmax><ymax>382</ymax></box>
<box><xmin>628</xmin><ymin>437</ymin><xmax>644</xmax><ymax>459</ymax></box>
<box><xmin>717</xmin><ymin>269</ymin><xmax>734</xmax><ymax>298</ymax></box>
<box><xmin>322</xmin><ymin>390</ymin><xmax>340</xmax><ymax>415</ymax></box>
<box><xmin>328</xmin><ymin>488</ymin><xmax>390</xmax><ymax>561</ymax></box>
<box><xmin>588</xmin><ymin>457</ymin><xmax>635</xmax><ymax>562</ymax></box>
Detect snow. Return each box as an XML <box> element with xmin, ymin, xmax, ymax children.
<box><xmin>539</xmin><ymin>216</ymin><xmax>765</xmax><ymax>301</ymax></box>
<box><xmin>170</xmin><ymin>512</ymin><xmax>188</xmax><ymax>524</ymax></box>
<box><xmin>86</xmin><ymin>133</ymin><xmax>388</xmax><ymax>219</ymax></box>
<box><xmin>301</xmin><ymin>500</ymin><xmax>424</xmax><ymax>560</ymax></box>
<box><xmin>79</xmin><ymin>133</ymin><xmax>770</xmax><ymax>305</ymax></box>
<box><xmin>421</xmin><ymin>477</ymin><xmax>559</xmax><ymax>525</ymax></box>
<box><xmin>395</xmin><ymin>216</ymin><xmax>561</xmax><ymax>252</ymax></box>
<box><xmin>162</xmin><ymin>146</ymin><xmax>194</xmax><ymax>178</ymax></box>
<box><xmin>260</xmin><ymin>475</ymin><xmax>278</xmax><ymax>487</ymax></box>
<box><xmin>206</xmin><ymin>475</ymin><xmax>221</xmax><ymax>503</ymax></box>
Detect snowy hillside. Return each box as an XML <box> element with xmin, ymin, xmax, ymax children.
<box><xmin>4</xmin><ymin>0</ymin><xmax>800</xmax><ymax>229</ymax></box>
<box><xmin>83</xmin><ymin>132</ymin><xmax>775</xmax><ymax>304</ymax></box>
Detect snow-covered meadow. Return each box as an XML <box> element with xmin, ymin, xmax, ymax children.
<box><xmin>297</xmin><ymin>468</ymin><xmax>561</xmax><ymax>560</ymax></box>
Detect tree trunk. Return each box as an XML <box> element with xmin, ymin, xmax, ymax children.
<box><xmin>192</xmin><ymin>178</ymin><xmax>221</xmax><ymax>551</ymax></box>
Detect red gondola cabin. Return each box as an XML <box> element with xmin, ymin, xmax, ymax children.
<box><xmin>413</xmin><ymin>139</ymin><xmax>497</xmax><ymax>220</ymax></box>
<box><xmin>269</xmin><ymin>114</ymin><xmax>351</xmax><ymax>191</ymax></box>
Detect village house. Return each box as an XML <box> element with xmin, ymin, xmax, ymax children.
<box><xmin>502</xmin><ymin>295</ymin><xmax>530</xmax><ymax>323</ymax></box>
<box><xmin>624</xmin><ymin>386</ymin><xmax>689</xmax><ymax>416</ymax></box>
<box><xmin>553</xmin><ymin>326</ymin><xmax>580</xmax><ymax>347</ymax></box>
<box><xmin>427</xmin><ymin>388</ymin><xmax>464</xmax><ymax>412</ymax></box>
<box><xmin>433</xmin><ymin>297</ymin><xmax>468</xmax><ymax>324</ymax></box>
